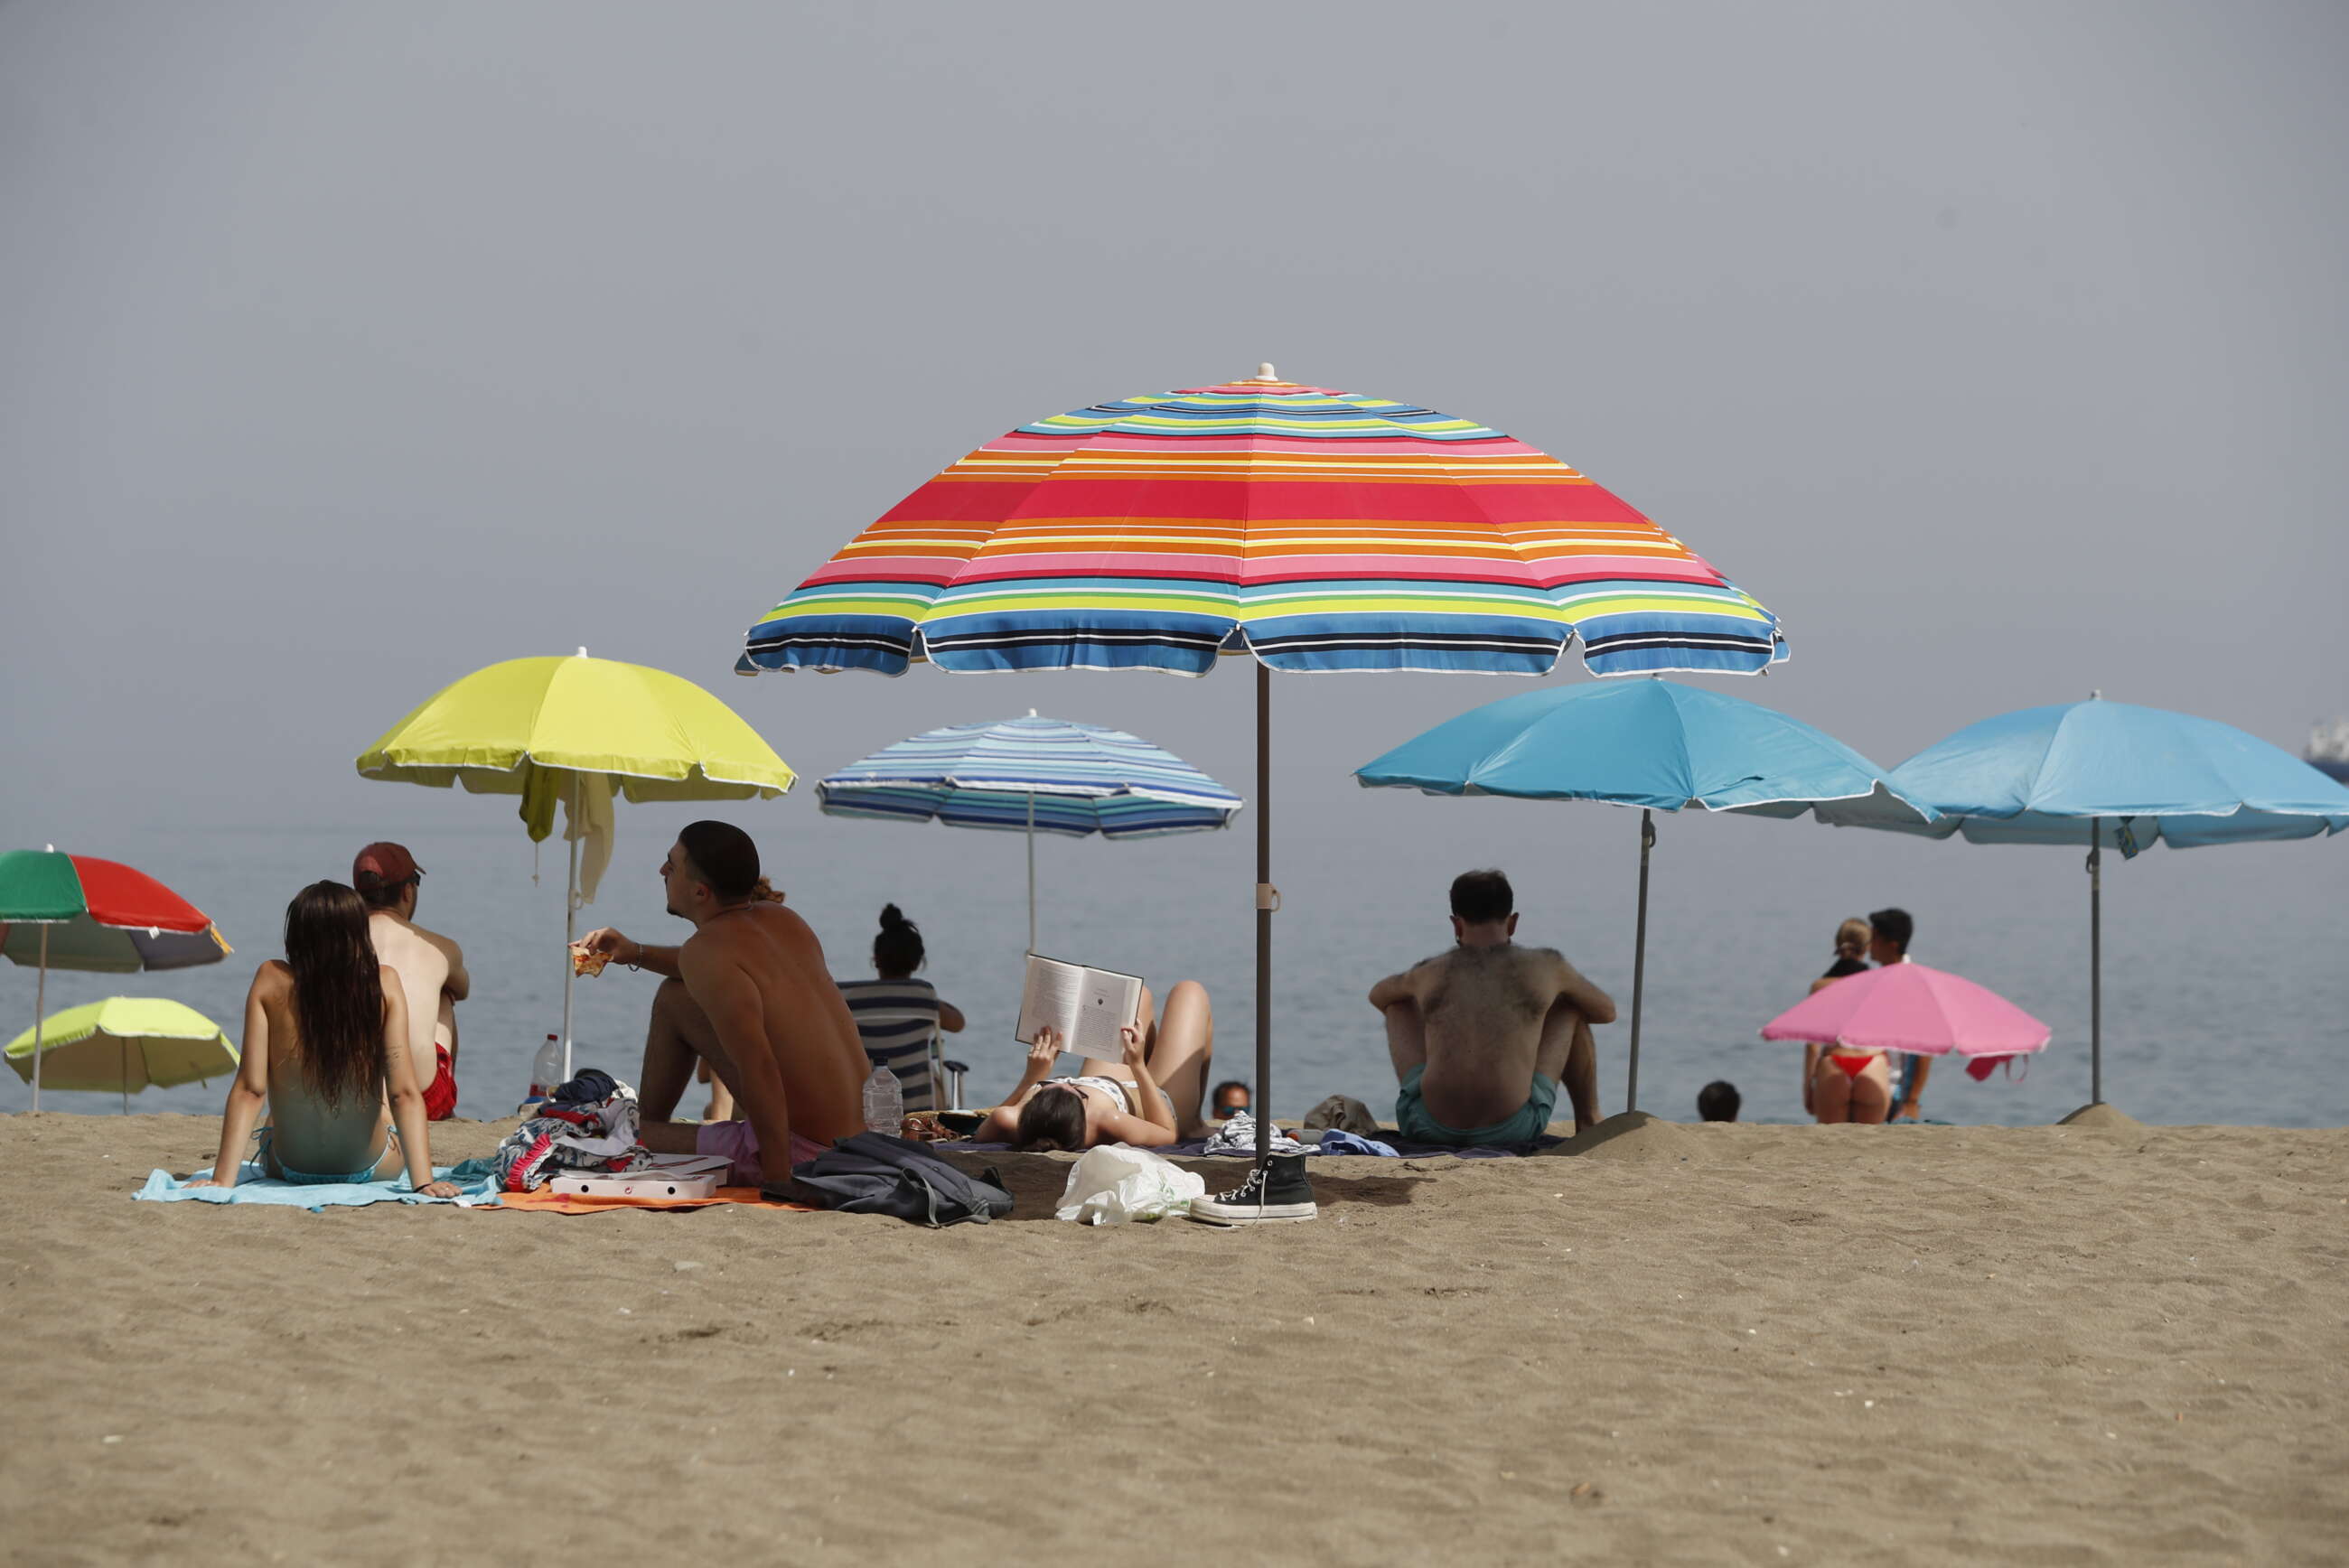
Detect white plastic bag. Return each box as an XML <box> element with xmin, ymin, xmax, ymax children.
<box><xmin>1053</xmin><ymin>1144</ymin><xmax>1206</xmax><ymax>1225</ymax></box>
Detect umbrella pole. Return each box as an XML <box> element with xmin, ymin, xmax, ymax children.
<box><xmin>1626</xmin><ymin>809</ymin><xmax>1654</xmax><ymax>1115</ymax></box>
<box><xmin>121</xmin><ymin>1035</ymin><xmax>128</xmax><ymax>1115</ymax></box>
<box><xmin>1255</xmin><ymin>661</ymin><xmax>1274</xmax><ymax>1170</ymax></box>
<box><xmin>33</xmin><ymin>925</ymin><xmax>47</xmax><ymax>1113</ymax></box>
<box><xmin>2089</xmin><ymin>817</ymin><xmax>2102</xmax><ymax>1106</ymax></box>
<box><xmin>1026</xmin><ymin>790</ymin><xmax>1037</xmax><ymax>954</ymax></box>
<box><xmin>561</xmin><ymin>773</ymin><xmax>582</xmax><ymax>1082</ymax></box>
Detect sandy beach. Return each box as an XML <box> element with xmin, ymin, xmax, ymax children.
<box><xmin>4</xmin><ymin>1110</ymin><xmax>2343</xmax><ymax>1566</ymax></box>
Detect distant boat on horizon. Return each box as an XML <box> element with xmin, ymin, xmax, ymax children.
<box><xmin>2308</xmin><ymin>719</ymin><xmax>2349</xmax><ymax>784</ymax></box>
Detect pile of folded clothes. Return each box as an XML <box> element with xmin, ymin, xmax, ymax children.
<box><xmin>491</xmin><ymin>1069</ymin><xmax>650</xmax><ymax>1192</ymax></box>
<box><xmin>1200</xmin><ymin>1111</ymin><xmax>1307</xmax><ymax>1157</ymax></box>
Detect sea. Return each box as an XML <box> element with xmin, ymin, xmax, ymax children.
<box><xmin>18</xmin><ymin>798</ymin><xmax>2345</xmax><ymax>1131</ymax></box>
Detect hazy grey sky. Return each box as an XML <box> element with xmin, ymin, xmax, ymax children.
<box><xmin>5</xmin><ymin>0</ymin><xmax>2344</xmax><ymax>848</ymax></box>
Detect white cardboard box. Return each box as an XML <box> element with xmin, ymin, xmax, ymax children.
<box><xmin>551</xmin><ymin>1153</ymin><xmax>733</xmax><ymax>1200</ymax></box>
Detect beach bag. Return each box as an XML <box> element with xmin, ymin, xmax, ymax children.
<box><xmin>1053</xmin><ymin>1144</ymin><xmax>1204</xmax><ymax>1225</ymax></box>
<box><xmin>1303</xmin><ymin>1094</ymin><xmax>1382</xmax><ymax>1136</ymax></box>
<box><xmin>781</xmin><ymin>1132</ymin><xmax>1014</xmax><ymax>1227</ymax></box>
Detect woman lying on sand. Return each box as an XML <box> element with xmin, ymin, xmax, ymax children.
<box><xmin>974</xmin><ymin>980</ymin><xmax>1214</xmax><ymax>1151</ymax></box>
<box><xmin>187</xmin><ymin>882</ymin><xmax>458</xmax><ymax>1195</ymax></box>
<box><xmin>1802</xmin><ymin>916</ymin><xmax>1891</xmax><ymax>1125</ymax></box>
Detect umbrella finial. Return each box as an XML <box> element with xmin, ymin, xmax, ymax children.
<box><xmin>1028</xmin><ymin>708</ymin><xmax>1038</xmax><ymax>717</ymax></box>
<box><xmin>1248</xmin><ymin>363</ymin><xmax>1278</xmax><ymax>383</ymax></box>
<box><xmin>577</xmin><ymin>647</ymin><xmax>590</xmax><ymax>658</ymax></box>
<box><xmin>2091</xmin><ymin>688</ymin><xmax>2101</xmax><ymax>700</ymax></box>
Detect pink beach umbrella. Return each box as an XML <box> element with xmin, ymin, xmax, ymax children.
<box><xmin>1759</xmin><ymin>963</ymin><xmax>2051</xmax><ymax>1062</ymax></box>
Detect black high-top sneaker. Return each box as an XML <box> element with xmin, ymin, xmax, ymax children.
<box><xmin>1187</xmin><ymin>1153</ymin><xmax>1317</xmax><ymax>1225</ymax></box>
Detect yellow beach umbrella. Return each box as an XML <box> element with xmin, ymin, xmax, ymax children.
<box><xmin>356</xmin><ymin>649</ymin><xmax>796</xmax><ymax>1074</ymax></box>
<box><xmin>6</xmin><ymin>997</ymin><xmax>239</xmax><ymax>1113</ymax></box>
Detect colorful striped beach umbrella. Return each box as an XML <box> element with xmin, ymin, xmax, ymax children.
<box><xmin>818</xmin><ymin>712</ymin><xmax>1243</xmax><ymax>951</ymax></box>
<box><xmin>739</xmin><ymin>367</ymin><xmax>1786</xmax><ymax>1166</ymax></box>
<box><xmin>0</xmin><ymin>847</ymin><xmax>229</xmax><ymax>1110</ymax></box>
<box><xmin>741</xmin><ymin>368</ymin><xmax>1783</xmax><ymax>679</ymax></box>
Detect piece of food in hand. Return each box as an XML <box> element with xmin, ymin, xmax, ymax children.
<box><xmin>569</xmin><ymin>941</ymin><xmax>613</xmax><ymax>977</ymax></box>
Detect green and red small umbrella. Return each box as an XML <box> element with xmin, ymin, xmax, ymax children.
<box><xmin>0</xmin><ymin>848</ymin><xmax>229</xmax><ymax>1109</ymax></box>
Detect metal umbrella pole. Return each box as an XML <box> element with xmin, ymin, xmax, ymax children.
<box><xmin>1625</xmin><ymin>808</ymin><xmax>1655</xmax><ymax>1115</ymax></box>
<box><xmin>560</xmin><ymin>772</ymin><xmax>583</xmax><ymax>1081</ymax></box>
<box><xmin>1025</xmin><ymin>790</ymin><xmax>1037</xmax><ymax>954</ymax></box>
<box><xmin>2088</xmin><ymin>816</ymin><xmax>2102</xmax><ymax>1106</ymax></box>
<box><xmin>1254</xmin><ymin>662</ymin><xmax>1276</xmax><ymax>1170</ymax></box>
<box><xmin>32</xmin><ymin>925</ymin><xmax>47</xmax><ymax>1112</ymax></box>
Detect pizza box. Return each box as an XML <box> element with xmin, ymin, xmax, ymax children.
<box><xmin>551</xmin><ymin>1153</ymin><xmax>734</xmax><ymax>1200</ymax></box>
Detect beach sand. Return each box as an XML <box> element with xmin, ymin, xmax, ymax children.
<box><xmin>4</xmin><ymin>1110</ymin><xmax>2344</xmax><ymax>1566</ymax></box>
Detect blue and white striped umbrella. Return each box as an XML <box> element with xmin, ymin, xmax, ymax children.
<box><xmin>818</xmin><ymin>713</ymin><xmax>1243</xmax><ymax>949</ymax></box>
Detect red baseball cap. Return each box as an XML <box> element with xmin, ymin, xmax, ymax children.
<box><xmin>353</xmin><ymin>842</ymin><xmax>424</xmax><ymax>891</ymax></box>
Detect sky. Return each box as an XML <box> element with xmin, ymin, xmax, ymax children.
<box><xmin>3</xmin><ymin>0</ymin><xmax>2344</xmax><ymax>902</ymax></box>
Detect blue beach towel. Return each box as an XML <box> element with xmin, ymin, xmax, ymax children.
<box><xmin>135</xmin><ymin>1162</ymin><xmax>501</xmax><ymax>1212</ymax></box>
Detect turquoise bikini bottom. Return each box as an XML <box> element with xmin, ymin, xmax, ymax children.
<box><xmin>255</xmin><ymin>1125</ymin><xmax>390</xmax><ymax>1186</ymax></box>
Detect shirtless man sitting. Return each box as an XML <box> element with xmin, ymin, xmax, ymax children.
<box><xmin>354</xmin><ymin>843</ymin><xmax>469</xmax><ymax>1121</ymax></box>
<box><xmin>576</xmin><ymin>820</ymin><xmax>868</xmax><ymax>1190</ymax></box>
<box><xmin>1368</xmin><ymin>869</ymin><xmax>1614</xmax><ymax>1144</ymax></box>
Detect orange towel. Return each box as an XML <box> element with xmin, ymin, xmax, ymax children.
<box><xmin>493</xmin><ymin>1184</ymin><xmax>814</xmax><ymax>1215</ymax></box>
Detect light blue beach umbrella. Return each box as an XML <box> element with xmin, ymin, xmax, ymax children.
<box><xmin>1356</xmin><ymin>677</ymin><xmax>1934</xmax><ymax>1113</ymax></box>
<box><xmin>818</xmin><ymin>712</ymin><xmax>1244</xmax><ymax>952</ymax></box>
<box><xmin>1816</xmin><ymin>695</ymin><xmax>2349</xmax><ymax>1106</ymax></box>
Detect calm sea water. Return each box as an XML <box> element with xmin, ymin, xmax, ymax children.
<box><xmin>14</xmin><ymin>807</ymin><xmax>2345</xmax><ymax>1129</ymax></box>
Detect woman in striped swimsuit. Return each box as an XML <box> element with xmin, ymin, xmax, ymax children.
<box><xmin>835</xmin><ymin>904</ymin><xmax>966</xmax><ymax>1115</ymax></box>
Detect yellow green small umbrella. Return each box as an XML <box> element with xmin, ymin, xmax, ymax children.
<box><xmin>6</xmin><ymin>997</ymin><xmax>239</xmax><ymax>1113</ymax></box>
<box><xmin>356</xmin><ymin>649</ymin><xmax>796</xmax><ymax>1075</ymax></box>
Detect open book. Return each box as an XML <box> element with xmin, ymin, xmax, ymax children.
<box><xmin>1015</xmin><ymin>953</ymin><xmax>1144</xmax><ymax>1059</ymax></box>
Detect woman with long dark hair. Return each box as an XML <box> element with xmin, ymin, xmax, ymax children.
<box><xmin>188</xmin><ymin>882</ymin><xmax>457</xmax><ymax>1193</ymax></box>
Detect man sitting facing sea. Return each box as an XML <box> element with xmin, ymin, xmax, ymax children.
<box><xmin>1368</xmin><ymin>869</ymin><xmax>1614</xmax><ymax>1145</ymax></box>
<box><xmin>354</xmin><ymin>842</ymin><xmax>468</xmax><ymax>1121</ymax></box>
<box><xmin>576</xmin><ymin>820</ymin><xmax>868</xmax><ymax>1190</ymax></box>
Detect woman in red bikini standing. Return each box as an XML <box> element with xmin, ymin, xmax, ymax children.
<box><xmin>1801</xmin><ymin>917</ymin><xmax>1892</xmax><ymax>1124</ymax></box>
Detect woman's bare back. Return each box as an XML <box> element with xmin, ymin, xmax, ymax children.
<box><xmin>256</xmin><ymin>961</ymin><xmax>395</xmax><ymax>1178</ymax></box>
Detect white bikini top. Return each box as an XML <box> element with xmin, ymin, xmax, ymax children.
<box><xmin>1049</xmin><ymin>1075</ymin><xmax>1135</xmax><ymax>1116</ymax></box>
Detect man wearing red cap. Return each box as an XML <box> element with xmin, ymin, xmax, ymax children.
<box><xmin>354</xmin><ymin>842</ymin><xmax>470</xmax><ymax>1120</ymax></box>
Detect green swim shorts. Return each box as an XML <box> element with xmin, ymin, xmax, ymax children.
<box><xmin>1395</xmin><ymin>1065</ymin><xmax>1558</xmax><ymax>1148</ymax></box>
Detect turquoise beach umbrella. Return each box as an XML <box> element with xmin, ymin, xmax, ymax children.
<box><xmin>1816</xmin><ymin>695</ymin><xmax>2349</xmax><ymax>1107</ymax></box>
<box><xmin>1356</xmin><ymin>677</ymin><xmax>1935</xmax><ymax>1113</ymax></box>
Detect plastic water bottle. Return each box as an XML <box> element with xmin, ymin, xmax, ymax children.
<box><xmin>862</xmin><ymin>1065</ymin><xmax>903</xmax><ymax>1135</ymax></box>
<box><xmin>519</xmin><ymin>1033</ymin><xmax>563</xmax><ymax>1115</ymax></box>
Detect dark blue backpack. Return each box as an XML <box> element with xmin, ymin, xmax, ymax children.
<box><xmin>780</xmin><ymin>1132</ymin><xmax>1015</xmax><ymax>1227</ymax></box>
